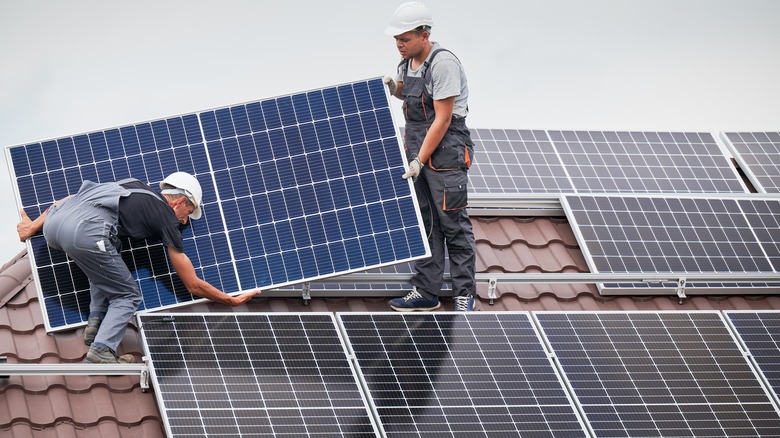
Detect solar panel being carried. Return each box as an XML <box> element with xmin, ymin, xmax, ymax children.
<box><xmin>338</xmin><ymin>312</ymin><xmax>589</xmax><ymax>437</ymax></box>
<box><xmin>6</xmin><ymin>78</ymin><xmax>429</xmax><ymax>331</ymax></box>
<box><xmin>535</xmin><ymin>311</ymin><xmax>780</xmax><ymax>437</ymax></box>
<box><xmin>563</xmin><ymin>193</ymin><xmax>780</xmax><ymax>294</ymax></box>
<box><xmin>722</xmin><ymin>132</ymin><xmax>780</xmax><ymax>193</ymax></box>
<box><xmin>139</xmin><ymin>313</ymin><xmax>379</xmax><ymax>437</ymax></box>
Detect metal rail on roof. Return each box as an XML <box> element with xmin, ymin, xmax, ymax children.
<box><xmin>0</xmin><ymin>362</ymin><xmax>150</xmax><ymax>391</ymax></box>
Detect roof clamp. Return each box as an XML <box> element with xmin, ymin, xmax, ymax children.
<box><xmin>676</xmin><ymin>278</ymin><xmax>687</xmax><ymax>305</ymax></box>
<box><xmin>302</xmin><ymin>282</ymin><xmax>311</xmax><ymax>305</ymax></box>
<box><xmin>487</xmin><ymin>277</ymin><xmax>498</xmax><ymax>305</ymax></box>
<box><xmin>140</xmin><ymin>364</ymin><xmax>150</xmax><ymax>392</ymax></box>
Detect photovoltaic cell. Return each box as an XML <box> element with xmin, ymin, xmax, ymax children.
<box><xmin>338</xmin><ymin>312</ymin><xmax>588</xmax><ymax>437</ymax></box>
<box><xmin>723</xmin><ymin>132</ymin><xmax>780</xmax><ymax>193</ymax></box>
<box><xmin>6</xmin><ymin>78</ymin><xmax>429</xmax><ymax>331</ymax></box>
<box><xmin>139</xmin><ymin>313</ymin><xmax>378</xmax><ymax>437</ymax></box>
<box><xmin>563</xmin><ymin>194</ymin><xmax>780</xmax><ymax>294</ymax></box>
<box><xmin>535</xmin><ymin>311</ymin><xmax>780</xmax><ymax>437</ymax></box>
<box><xmin>725</xmin><ymin>311</ymin><xmax>780</xmax><ymax>404</ymax></box>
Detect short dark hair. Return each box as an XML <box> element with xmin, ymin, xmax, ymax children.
<box><xmin>415</xmin><ymin>25</ymin><xmax>431</xmax><ymax>34</ymax></box>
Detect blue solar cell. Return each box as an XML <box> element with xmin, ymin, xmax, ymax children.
<box><xmin>41</xmin><ymin>140</ymin><xmax>62</xmax><ymax>170</ymax></box>
<box><xmin>215</xmin><ymin>108</ymin><xmax>235</xmax><ymax>139</ymax></box>
<box><xmin>260</xmin><ymin>99</ymin><xmax>281</xmax><ymax>130</ymax></box>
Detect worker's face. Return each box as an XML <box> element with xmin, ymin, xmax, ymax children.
<box><xmin>171</xmin><ymin>197</ymin><xmax>195</xmax><ymax>225</ymax></box>
<box><xmin>394</xmin><ymin>29</ymin><xmax>428</xmax><ymax>60</ymax></box>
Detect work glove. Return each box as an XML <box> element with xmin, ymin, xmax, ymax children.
<box><xmin>402</xmin><ymin>156</ymin><xmax>423</xmax><ymax>182</ymax></box>
<box><xmin>383</xmin><ymin>76</ymin><xmax>397</xmax><ymax>96</ymax></box>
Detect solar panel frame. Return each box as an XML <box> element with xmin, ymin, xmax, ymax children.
<box><xmin>138</xmin><ymin>312</ymin><xmax>381</xmax><ymax>437</ymax></box>
<box><xmin>561</xmin><ymin>193</ymin><xmax>780</xmax><ymax>294</ymax></box>
<box><xmin>6</xmin><ymin>77</ymin><xmax>430</xmax><ymax>332</ymax></box>
<box><xmin>534</xmin><ymin>310</ymin><xmax>780</xmax><ymax>437</ymax></box>
<box><xmin>337</xmin><ymin>311</ymin><xmax>590</xmax><ymax>437</ymax></box>
<box><xmin>722</xmin><ymin>131</ymin><xmax>780</xmax><ymax>193</ymax></box>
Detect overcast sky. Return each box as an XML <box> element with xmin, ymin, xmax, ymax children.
<box><xmin>1</xmin><ymin>0</ymin><xmax>779</xmax><ymax>263</ymax></box>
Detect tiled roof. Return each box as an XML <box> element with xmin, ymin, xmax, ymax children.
<box><xmin>3</xmin><ymin>216</ymin><xmax>780</xmax><ymax>436</ymax></box>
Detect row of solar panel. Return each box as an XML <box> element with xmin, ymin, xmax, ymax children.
<box><xmin>138</xmin><ymin>311</ymin><xmax>780</xmax><ymax>438</ymax></box>
<box><xmin>468</xmin><ymin>129</ymin><xmax>780</xmax><ymax>195</ymax></box>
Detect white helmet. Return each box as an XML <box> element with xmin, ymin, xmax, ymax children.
<box><xmin>385</xmin><ymin>2</ymin><xmax>433</xmax><ymax>36</ymax></box>
<box><xmin>160</xmin><ymin>171</ymin><xmax>203</xmax><ymax>220</ymax></box>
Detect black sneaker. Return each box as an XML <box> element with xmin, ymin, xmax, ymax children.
<box><xmin>83</xmin><ymin>317</ymin><xmax>101</xmax><ymax>346</ymax></box>
<box><xmin>85</xmin><ymin>343</ymin><xmax>135</xmax><ymax>364</ymax></box>
<box><xmin>389</xmin><ymin>287</ymin><xmax>441</xmax><ymax>312</ymax></box>
<box><xmin>453</xmin><ymin>295</ymin><xmax>475</xmax><ymax>312</ymax></box>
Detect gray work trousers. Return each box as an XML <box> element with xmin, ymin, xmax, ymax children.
<box><xmin>43</xmin><ymin>198</ymin><xmax>141</xmax><ymax>352</ymax></box>
<box><xmin>411</xmin><ymin>166</ymin><xmax>477</xmax><ymax>299</ymax></box>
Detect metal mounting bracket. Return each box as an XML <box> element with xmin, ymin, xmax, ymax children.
<box><xmin>487</xmin><ymin>277</ymin><xmax>498</xmax><ymax>305</ymax></box>
<box><xmin>302</xmin><ymin>282</ymin><xmax>311</xmax><ymax>305</ymax></box>
<box><xmin>676</xmin><ymin>278</ymin><xmax>687</xmax><ymax>304</ymax></box>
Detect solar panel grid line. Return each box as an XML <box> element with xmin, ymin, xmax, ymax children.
<box><xmin>534</xmin><ymin>311</ymin><xmax>780</xmax><ymax>437</ymax></box>
<box><xmin>8</xmin><ymin>77</ymin><xmax>429</xmax><ymax>332</ymax></box>
<box><xmin>139</xmin><ymin>312</ymin><xmax>380</xmax><ymax>437</ymax></box>
<box><xmin>337</xmin><ymin>312</ymin><xmax>589</xmax><ymax>437</ymax></box>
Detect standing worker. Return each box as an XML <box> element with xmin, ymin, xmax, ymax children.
<box><xmin>384</xmin><ymin>2</ymin><xmax>477</xmax><ymax>312</ymax></box>
<box><xmin>16</xmin><ymin>172</ymin><xmax>260</xmax><ymax>363</ymax></box>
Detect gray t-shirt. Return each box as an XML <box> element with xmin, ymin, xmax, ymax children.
<box><xmin>394</xmin><ymin>41</ymin><xmax>469</xmax><ymax>118</ymax></box>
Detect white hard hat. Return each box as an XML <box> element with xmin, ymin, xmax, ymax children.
<box><xmin>385</xmin><ymin>2</ymin><xmax>433</xmax><ymax>36</ymax></box>
<box><xmin>160</xmin><ymin>171</ymin><xmax>203</xmax><ymax>220</ymax></box>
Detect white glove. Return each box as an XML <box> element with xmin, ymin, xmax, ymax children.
<box><xmin>383</xmin><ymin>76</ymin><xmax>397</xmax><ymax>96</ymax></box>
<box><xmin>402</xmin><ymin>156</ymin><xmax>423</xmax><ymax>182</ymax></box>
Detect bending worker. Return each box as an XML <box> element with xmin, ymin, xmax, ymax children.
<box><xmin>17</xmin><ymin>172</ymin><xmax>260</xmax><ymax>363</ymax></box>
<box><xmin>384</xmin><ymin>2</ymin><xmax>477</xmax><ymax>312</ymax></box>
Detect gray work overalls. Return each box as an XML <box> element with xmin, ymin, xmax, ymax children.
<box><xmin>401</xmin><ymin>48</ymin><xmax>477</xmax><ymax>299</ymax></box>
<box><xmin>43</xmin><ymin>178</ymin><xmax>166</xmax><ymax>351</ymax></box>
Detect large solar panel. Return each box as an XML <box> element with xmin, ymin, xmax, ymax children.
<box><xmin>338</xmin><ymin>312</ymin><xmax>588</xmax><ymax>437</ymax></box>
<box><xmin>563</xmin><ymin>194</ymin><xmax>780</xmax><ymax>294</ymax></box>
<box><xmin>549</xmin><ymin>130</ymin><xmax>747</xmax><ymax>193</ymax></box>
<box><xmin>723</xmin><ymin>132</ymin><xmax>780</xmax><ymax>193</ymax></box>
<box><xmin>6</xmin><ymin>78</ymin><xmax>429</xmax><ymax>331</ymax></box>
<box><xmin>139</xmin><ymin>313</ymin><xmax>379</xmax><ymax>437</ymax></box>
<box><xmin>466</xmin><ymin>129</ymin><xmax>747</xmax><ymax>196</ymax></box>
<box><xmin>725</xmin><ymin>311</ymin><xmax>780</xmax><ymax>404</ymax></box>
<box><xmin>535</xmin><ymin>311</ymin><xmax>780</xmax><ymax>437</ymax></box>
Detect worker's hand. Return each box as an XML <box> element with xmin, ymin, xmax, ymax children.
<box><xmin>383</xmin><ymin>76</ymin><xmax>397</xmax><ymax>96</ymax></box>
<box><xmin>228</xmin><ymin>289</ymin><xmax>262</xmax><ymax>306</ymax></box>
<box><xmin>17</xmin><ymin>209</ymin><xmax>35</xmax><ymax>242</ymax></box>
<box><xmin>402</xmin><ymin>156</ymin><xmax>423</xmax><ymax>182</ymax></box>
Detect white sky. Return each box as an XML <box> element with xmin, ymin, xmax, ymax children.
<box><xmin>1</xmin><ymin>0</ymin><xmax>779</xmax><ymax>263</ymax></box>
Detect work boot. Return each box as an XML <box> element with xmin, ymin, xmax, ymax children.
<box><xmin>85</xmin><ymin>343</ymin><xmax>135</xmax><ymax>364</ymax></box>
<box><xmin>389</xmin><ymin>287</ymin><xmax>441</xmax><ymax>312</ymax></box>
<box><xmin>453</xmin><ymin>295</ymin><xmax>475</xmax><ymax>312</ymax></box>
<box><xmin>83</xmin><ymin>317</ymin><xmax>101</xmax><ymax>346</ymax></box>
